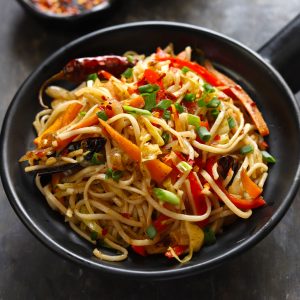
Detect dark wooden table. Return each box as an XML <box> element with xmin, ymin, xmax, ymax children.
<box><xmin>1</xmin><ymin>1</ymin><xmax>299</xmax><ymax>299</ymax></box>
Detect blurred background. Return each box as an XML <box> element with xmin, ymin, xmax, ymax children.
<box><xmin>0</xmin><ymin>0</ymin><xmax>299</xmax><ymax>299</ymax></box>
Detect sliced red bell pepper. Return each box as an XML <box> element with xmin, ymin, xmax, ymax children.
<box><xmin>144</xmin><ymin>69</ymin><xmax>161</xmax><ymax>84</ymax></box>
<box><xmin>156</xmin><ymin>57</ymin><xmax>222</xmax><ymax>86</ymax></box>
<box><xmin>205</xmin><ymin>157</ymin><xmax>266</xmax><ymax>210</ymax></box>
<box><xmin>153</xmin><ymin>214</ymin><xmax>170</xmax><ymax>232</ymax></box>
<box><xmin>131</xmin><ymin>245</ymin><xmax>147</xmax><ymax>256</ymax></box>
<box><xmin>188</xmin><ymin>172</ymin><xmax>209</xmax><ymax>227</ymax></box>
<box><xmin>165</xmin><ymin>245</ymin><xmax>188</xmax><ymax>259</ymax></box>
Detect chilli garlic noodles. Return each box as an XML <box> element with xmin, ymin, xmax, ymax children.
<box><xmin>20</xmin><ymin>46</ymin><xmax>275</xmax><ymax>263</ymax></box>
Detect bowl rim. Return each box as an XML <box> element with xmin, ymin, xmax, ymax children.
<box><xmin>1</xmin><ymin>20</ymin><xmax>300</xmax><ymax>279</ymax></box>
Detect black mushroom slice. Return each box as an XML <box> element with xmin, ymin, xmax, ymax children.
<box><xmin>67</xmin><ymin>137</ymin><xmax>106</xmax><ymax>160</ymax></box>
<box><xmin>217</xmin><ymin>156</ymin><xmax>239</xmax><ymax>179</ymax></box>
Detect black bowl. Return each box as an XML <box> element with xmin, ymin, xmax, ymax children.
<box><xmin>1</xmin><ymin>21</ymin><xmax>300</xmax><ymax>279</ymax></box>
<box><xmin>16</xmin><ymin>0</ymin><xmax>115</xmax><ymax>25</ymax></box>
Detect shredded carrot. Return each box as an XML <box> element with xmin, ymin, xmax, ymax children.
<box><xmin>204</xmin><ymin>60</ymin><xmax>269</xmax><ymax>136</ymax></box>
<box><xmin>144</xmin><ymin>159</ymin><xmax>172</xmax><ymax>184</ymax></box>
<box><xmin>241</xmin><ymin>169</ymin><xmax>262</xmax><ymax>198</ymax></box>
<box><xmin>99</xmin><ymin>119</ymin><xmax>141</xmax><ymax>162</ymax></box>
<box><xmin>171</xmin><ymin>105</ymin><xmax>183</xmax><ymax>131</ymax></box>
<box><xmin>123</xmin><ymin>96</ymin><xmax>145</xmax><ymax>108</ymax></box>
<box><xmin>55</xmin><ymin>109</ymin><xmax>100</xmax><ymax>151</ymax></box>
<box><xmin>34</xmin><ymin>103</ymin><xmax>82</xmax><ymax>148</ymax></box>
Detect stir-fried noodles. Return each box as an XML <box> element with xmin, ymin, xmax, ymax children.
<box><xmin>20</xmin><ymin>46</ymin><xmax>275</xmax><ymax>262</ymax></box>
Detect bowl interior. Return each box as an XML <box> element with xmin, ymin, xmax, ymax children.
<box><xmin>1</xmin><ymin>22</ymin><xmax>299</xmax><ymax>278</ymax></box>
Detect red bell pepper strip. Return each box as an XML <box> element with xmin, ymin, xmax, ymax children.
<box><xmin>144</xmin><ymin>69</ymin><xmax>161</xmax><ymax>84</ymax></box>
<box><xmin>156</xmin><ymin>57</ymin><xmax>222</xmax><ymax>86</ymax></box>
<box><xmin>205</xmin><ymin>157</ymin><xmax>266</xmax><ymax>210</ymax></box>
<box><xmin>131</xmin><ymin>245</ymin><xmax>147</xmax><ymax>256</ymax></box>
<box><xmin>165</xmin><ymin>245</ymin><xmax>188</xmax><ymax>259</ymax></box>
<box><xmin>188</xmin><ymin>172</ymin><xmax>209</xmax><ymax>227</ymax></box>
<box><xmin>153</xmin><ymin>214</ymin><xmax>170</xmax><ymax>232</ymax></box>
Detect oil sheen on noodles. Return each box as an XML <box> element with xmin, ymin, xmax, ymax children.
<box><xmin>20</xmin><ymin>45</ymin><xmax>275</xmax><ymax>263</ymax></box>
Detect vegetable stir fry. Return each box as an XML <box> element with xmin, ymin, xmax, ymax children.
<box><xmin>20</xmin><ymin>45</ymin><xmax>275</xmax><ymax>262</ymax></box>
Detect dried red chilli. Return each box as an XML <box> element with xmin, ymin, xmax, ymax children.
<box><xmin>39</xmin><ymin>55</ymin><xmax>134</xmax><ymax>107</ymax></box>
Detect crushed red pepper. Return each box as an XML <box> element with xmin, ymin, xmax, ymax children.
<box><xmin>31</xmin><ymin>0</ymin><xmax>107</xmax><ymax>15</ymax></box>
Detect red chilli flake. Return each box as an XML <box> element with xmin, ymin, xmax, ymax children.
<box><xmin>32</xmin><ymin>0</ymin><xmax>106</xmax><ymax>15</ymax></box>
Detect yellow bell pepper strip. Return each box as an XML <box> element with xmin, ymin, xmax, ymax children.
<box><xmin>204</xmin><ymin>60</ymin><xmax>269</xmax><ymax>137</ymax></box>
<box><xmin>241</xmin><ymin>169</ymin><xmax>262</xmax><ymax>198</ymax></box>
<box><xmin>34</xmin><ymin>103</ymin><xmax>83</xmax><ymax>148</ymax></box>
<box><xmin>144</xmin><ymin>159</ymin><xmax>172</xmax><ymax>184</ymax></box>
<box><xmin>99</xmin><ymin>118</ymin><xmax>141</xmax><ymax>162</ymax></box>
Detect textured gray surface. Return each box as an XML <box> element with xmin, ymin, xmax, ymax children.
<box><xmin>0</xmin><ymin>1</ymin><xmax>300</xmax><ymax>299</ymax></box>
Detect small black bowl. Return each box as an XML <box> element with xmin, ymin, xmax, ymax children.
<box><xmin>16</xmin><ymin>0</ymin><xmax>116</xmax><ymax>25</ymax></box>
<box><xmin>1</xmin><ymin>21</ymin><xmax>300</xmax><ymax>279</ymax></box>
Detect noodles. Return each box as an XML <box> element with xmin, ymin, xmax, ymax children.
<box><xmin>21</xmin><ymin>46</ymin><xmax>274</xmax><ymax>263</ymax></box>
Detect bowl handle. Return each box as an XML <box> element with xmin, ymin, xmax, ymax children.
<box><xmin>258</xmin><ymin>13</ymin><xmax>300</xmax><ymax>94</ymax></box>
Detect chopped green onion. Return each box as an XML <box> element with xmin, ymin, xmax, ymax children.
<box><xmin>162</xmin><ymin>132</ymin><xmax>170</xmax><ymax>144</ymax></box>
<box><xmin>87</xmin><ymin>73</ymin><xmax>98</xmax><ymax>81</ymax></box>
<box><xmin>112</xmin><ymin>170</ymin><xmax>123</xmax><ymax>182</ymax></box>
<box><xmin>96</xmin><ymin>111</ymin><xmax>108</xmax><ymax>121</ymax></box>
<box><xmin>183</xmin><ymin>93</ymin><xmax>196</xmax><ymax>102</ymax></box>
<box><xmin>181</xmin><ymin>66</ymin><xmax>190</xmax><ymax>74</ymax></box>
<box><xmin>197</xmin><ymin>99</ymin><xmax>206</xmax><ymax>107</ymax></box>
<box><xmin>153</xmin><ymin>188</ymin><xmax>180</xmax><ymax>205</ymax></box>
<box><xmin>163</xmin><ymin>110</ymin><xmax>171</xmax><ymax>120</ymax></box>
<box><xmin>177</xmin><ymin>161</ymin><xmax>192</xmax><ymax>173</ymax></box>
<box><xmin>105</xmin><ymin>168</ymin><xmax>123</xmax><ymax>182</ymax></box>
<box><xmin>197</xmin><ymin>126</ymin><xmax>211</xmax><ymax>142</ymax></box>
<box><xmin>90</xmin><ymin>231</ymin><xmax>98</xmax><ymax>241</ymax></box>
<box><xmin>261</xmin><ymin>151</ymin><xmax>276</xmax><ymax>163</ymax></box>
<box><xmin>187</xmin><ymin>114</ymin><xmax>200</xmax><ymax>127</ymax></box>
<box><xmin>142</xmin><ymin>92</ymin><xmax>157</xmax><ymax>111</ymax></box>
<box><xmin>91</xmin><ymin>153</ymin><xmax>105</xmax><ymax>165</ymax></box>
<box><xmin>126</xmin><ymin>55</ymin><xmax>134</xmax><ymax>64</ymax></box>
<box><xmin>79</xmin><ymin>111</ymin><xmax>86</xmax><ymax>117</ymax></box>
<box><xmin>228</xmin><ymin>116</ymin><xmax>236</xmax><ymax>129</ymax></box>
<box><xmin>105</xmin><ymin>168</ymin><xmax>113</xmax><ymax>179</ymax></box>
<box><xmin>123</xmin><ymin>105</ymin><xmax>152</xmax><ymax>116</ymax></box>
<box><xmin>203</xmin><ymin>83</ymin><xmax>215</xmax><ymax>93</ymax></box>
<box><xmin>240</xmin><ymin>145</ymin><xmax>254</xmax><ymax>155</ymax></box>
<box><xmin>210</xmin><ymin>109</ymin><xmax>219</xmax><ymax>118</ymax></box>
<box><xmin>156</xmin><ymin>99</ymin><xmax>172</xmax><ymax>110</ymax></box>
<box><xmin>174</xmin><ymin>103</ymin><xmax>184</xmax><ymax>113</ymax></box>
<box><xmin>204</xmin><ymin>227</ymin><xmax>216</xmax><ymax>246</ymax></box>
<box><xmin>138</xmin><ymin>84</ymin><xmax>160</xmax><ymax>93</ymax></box>
<box><xmin>122</xmin><ymin>68</ymin><xmax>133</xmax><ymax>79</ymax></box>
<box><xmin>207</xmin><ymin>97</ymin><xmax>220</xmax><ymax>108</ymax></box>
<box><xmin>146</xmin><ymin>225</ymin><xmax>157</xmax><ymax>239</ymax></box>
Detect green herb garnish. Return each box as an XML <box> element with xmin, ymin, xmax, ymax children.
<box><xmin>96</xmin><ymin>111</ymin><xmax>108</xmax><ymax>121</ymax></box>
